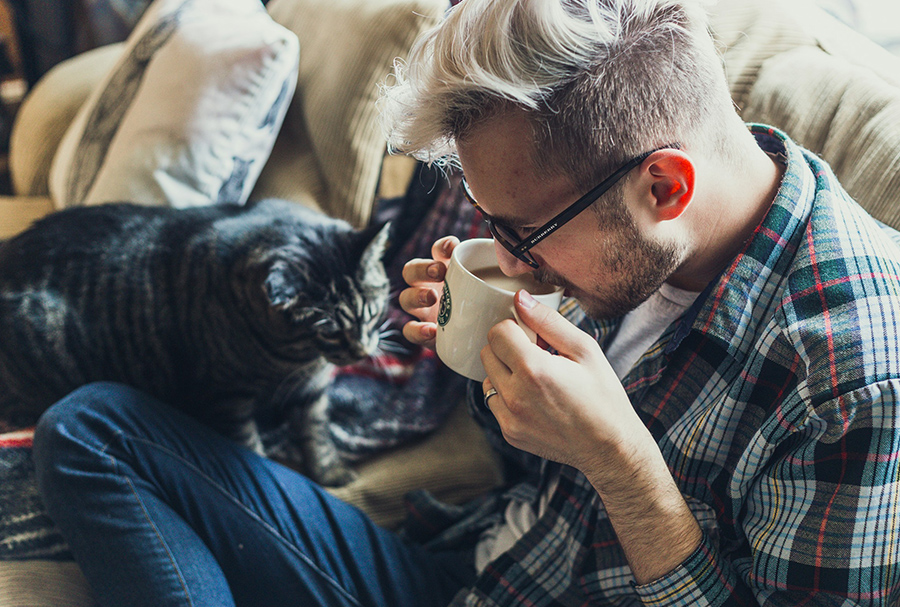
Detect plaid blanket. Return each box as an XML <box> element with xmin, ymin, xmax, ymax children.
<box><xmin>0</xmin><ymin>168</ymin><xmax>489</xmax><ymax>560</ymax></box>
<box><xmin>0</xmin><ymin>430</ymin><xmax>72</xmax><ymax>560</ymax></box>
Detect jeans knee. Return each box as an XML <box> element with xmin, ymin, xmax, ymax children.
<box><xmin>33</xmin><ymin>382</ymin><xmax>137</xmax><ymax>484</ymax></box>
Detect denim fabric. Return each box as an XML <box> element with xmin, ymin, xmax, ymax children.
<box><xmin>32</xmin><ymin>382</ymin><xmax>473</xmax><ymax>607</ymax></box>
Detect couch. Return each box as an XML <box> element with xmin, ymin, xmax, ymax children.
<box><xmin>2</xmin><ymin>0</ymin><xmax>900</xmax><ymax>604</ymax></box>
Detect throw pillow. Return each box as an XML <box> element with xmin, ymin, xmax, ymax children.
<box><xmin>251</xmin><ymin>0</ymin><xmax>445</xmax><ymax>227</ymax></box>
<box><xmin>48</xmin><ymin>0</ymin><xmax>300</xmax><ymax>209</ymax></box>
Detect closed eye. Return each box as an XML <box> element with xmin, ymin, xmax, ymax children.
<box><xmin>314</xmin><ymin>318</ymin><xmax>340</xmax><ymax>333</ymax></box>
<box><xmin>364</xmin><ymin>301</ymin><xmax>381</xmax><ymax>318</ymax></box>
<box><xmin>318</xmin><ymin>334</ymin><xmax>343</xmax><ymax>345</ymax></box>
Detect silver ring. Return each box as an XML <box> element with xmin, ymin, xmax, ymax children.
<box><xmin>484</xmin><ymin>388</ymin><xmax>498</xmax><ymax>406</ymax></box>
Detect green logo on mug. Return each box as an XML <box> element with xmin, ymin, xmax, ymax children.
<box><xmin>437</xmin><ymin>283</ymin><xmax>451</xmax><ymax>327</ymax></box>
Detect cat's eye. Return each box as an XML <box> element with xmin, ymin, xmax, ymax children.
<box><xmin>315</xmin><ymin>318</ymin><xmax>340</xmax><ymax>334</ymax></box>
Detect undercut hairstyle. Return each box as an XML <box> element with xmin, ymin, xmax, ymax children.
<box><xmin>379</xmin><ymin>0</ymin><xmax>747</xmax><ymax>192</ymax></box>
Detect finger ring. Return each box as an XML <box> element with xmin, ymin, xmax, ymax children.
<box><xmin>484</xmin><ymin>388</ymin><xmax>498</xmax><ymax>406</ymax></box>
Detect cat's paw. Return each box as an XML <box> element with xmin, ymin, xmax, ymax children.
<box><xmin>311</xmin><ymin>462</ymin><xmax>357</xmax><ymax>487</ymax></box>
<box><xmin>266</xmin><ymin>440</ymin><xmax>305</xmax><ymax>470</ymax></box>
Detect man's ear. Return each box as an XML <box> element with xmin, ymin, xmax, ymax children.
<box><xmin>644</xmin><ymin>149</ymin><xmax>695</xmax><ymax>221</ymax></box>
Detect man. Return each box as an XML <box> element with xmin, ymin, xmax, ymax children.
<box><xmin>32</xmin><ymin>0</ymin><xmax>900</xmax><ymax>605</ymax></box>
<box><xmin>390</xmin><ymin>0</ymin><xmax>900</xmax><ymax>603</ymax></box>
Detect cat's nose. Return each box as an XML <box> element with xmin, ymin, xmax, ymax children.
<box><xmin>356</xmin><ymin>335</ymin><xmax>379</xmax><ymax>358</ymax></box>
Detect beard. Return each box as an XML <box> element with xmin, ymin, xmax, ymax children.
<box><xmin>533</xmin><ymin>215</ymin><xmax>684</xmax><ymax>320</ymax></box>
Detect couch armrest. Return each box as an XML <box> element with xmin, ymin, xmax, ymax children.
<box><xmin>9</xmin><ymin>44</ymin><xmax>124</xmax><ymax>198</ymax></box>
<box><xmin>0</xmin><ymin>196</ymin><xmax>55</xmax><ymax>239</ymax></box>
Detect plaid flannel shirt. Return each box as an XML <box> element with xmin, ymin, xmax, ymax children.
<box><xmin>405</xmin><ymin>125</ymin><xmax>900</xmax><ymax>606</ymax></box>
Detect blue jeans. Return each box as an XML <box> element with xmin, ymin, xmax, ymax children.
<box><xmin>32</xmin><ymin>382</ymin><xmax>474</xmax><ymax>607</ymax></box>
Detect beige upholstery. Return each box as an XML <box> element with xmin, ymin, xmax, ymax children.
<box><xmin>0</xmin><ymin>0</ymin><xmax>505</xmax><ymax>528</ymax></box>
<box><xmin>710</xmin><ymin>0</ymin><xmax>900</xmax><ymax>229</ymax></box>
<box><xmin>328</xmin><ymin>401</ymin><xmax>504</xmax><ymax>529</ymax></box>
<box><xmin>255</xmin><ymin>0</ymin><xmax>446</xmax><ymax>226</ymax></box>
<box><xmin>4</xmin><ymin>0</ymin><xmax>444</xmax><ymax>228</ymax></box>
<box><xmin>0</xmin><ymin>561</ymin><xmax>95</xmax><ymax>607</ymax></box>
<box><xmin>0</xmin><ymin>2</ymin><xmax>496</xmax><ymax>605</ymax></box>
<box><xmin>8</xmin><ymin>45</ymin><xmax>122</xmax><ymax>199</ymax></box>
<box><xmin>0</xmin><ymin>196</ymin><xmax>54</xmax><ymax>239</ymax></box>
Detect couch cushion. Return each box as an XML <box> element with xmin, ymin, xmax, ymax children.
<box><xmin>711</xmin><ymin>0</ymin><xmax>900</xmax><ymax>231</ymax></box>
<box><xmin>740</xmin><ymin>46</ymin><xmax>900</xmax><ymax>228</ymax></box>
<box><xmin>47</xmin><ymin>0</ymin><xmax>299</xmax><ymax>209</ymax></box>
<box><xmin>9</xmin><ymin>45</ymin><xmax>122</xmax><ymax>199</ymax></box>
<box><xmin>0</xmin><ymin>196</ymin><xmax>55</xmax><ymax>240</ymax></box>
<box><xmin>251</xmin><ymin>0</ymin><xmax>445</xmax><ymax>227</ymax></box>
<box><xmin>328</xmin><ymin>400</ymin><xmax>503</xmax><ymax>529</ymax></box>
<box><xmin>708</xmin><ymin>0</ymin><xmax>819</xmax><ymax>114</ymax></box>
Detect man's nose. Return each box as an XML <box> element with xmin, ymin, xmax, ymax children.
<box><xmin>494</xmin><ymin>240</ymin><xmax>534</xmax><ymax>276</ymax></box>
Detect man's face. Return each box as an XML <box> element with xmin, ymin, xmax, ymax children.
<box><xmin>456</xmin><ymin>110</ymin><xmax>684</xmax><ymax>319</ymax></box>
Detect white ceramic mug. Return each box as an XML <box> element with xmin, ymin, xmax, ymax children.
<box><xmin>435</xmin><ymin>238</ymin><xmax>564</xmax><ymax>381</ymax></box>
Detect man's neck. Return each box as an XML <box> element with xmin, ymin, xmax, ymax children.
<box><xmin>667</xmin><ymin>136</ymin><xmax>785</xmax><ymax>292</ymax></box>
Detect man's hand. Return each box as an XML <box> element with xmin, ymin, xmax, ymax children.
<box><xmin>399</xmin><ymin>236</ymin><xmax>459</xmax><ymax>350</ymax></box>
<box><xmin>481</xmin><ymin>290</ymin><xmax>702</xmax><ymax>585</ymax></box>
<box><xmin>480</xmin><ymin>290</ymin><xmax>646</xmax><ymax>470</ymax></box>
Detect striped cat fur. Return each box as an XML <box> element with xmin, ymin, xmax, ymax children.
<box><xmin>0</xmin><ymin>199</ymin><xmax>391</xmax><ymax>486</ymax></box>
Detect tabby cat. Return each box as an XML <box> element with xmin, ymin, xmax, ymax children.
<box><xmin>0</xmin><ymin>199</ymin><xmax>391</xmax><ymax>486</ymax></box>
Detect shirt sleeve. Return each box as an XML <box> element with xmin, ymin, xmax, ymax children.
<box><xmin>632</xmin><ymin>532</ymin><xmax>747</xmax><ymax>606</ymax></box>
<box><xmin>634</xmin><ymin>381</ymin><xmax>900</xmax><ymax>606</ymax></box>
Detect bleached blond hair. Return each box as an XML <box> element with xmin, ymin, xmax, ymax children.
<box><xmin>379</xmin><ymin>0</ymin><xmax>745</xmax><ymax>190</ymax></box>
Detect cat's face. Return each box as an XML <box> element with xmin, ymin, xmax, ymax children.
<box><xmin>264</xmin><ymin>222</ymin><xmax>391</xmax><ymax>365</ymax></box>
<box><xmin>308</xmin><ymin>271</ymin><xmax>389</xmax><ymax>365</ymax></box>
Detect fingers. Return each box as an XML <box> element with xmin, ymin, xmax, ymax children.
<box><xmin>514</xmin><ymin>291</ymin><xmax>595</xmax><ymax>361</ymax></box>
<box><xmin>399</xmin><ymin>236</ymin><xmax>459</xmax><ymax>287</ymax></box>
<box><xmin>401</xmin><ymin>258</ymin><xmax>446</xmax><ymax>288</ymax></box>
<box><xmin>398</xmin><ymin>236</ymin><xmax>459</xmax><ymax>350</ymax></box>
<box><xmin>431</xmin><ymin>235</ymin><xmax>458</xmax><ymax>263</ymax></box>
<box><xmin>486</xmin><ymin>318</ymin><xmax>542</xmax><ymax>371</ymax></box>
<box><xmin>480</xmin><ymin>357</ymin><xmax>504</xmax><ymax>415</ymax></box>
<box><xmin>402</xmin><ymin>320</ymin><xmax>436</xmax><ymax>349</ymax></box>
<box><xmin>398</xmin><ymin>284</ymin><xmax>438</xmax><ymax>316</ymax></box>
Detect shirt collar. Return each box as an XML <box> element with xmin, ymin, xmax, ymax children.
<box><xmin>671</xmin><ymin>124</ymin><xmax>818</xmax><ymax>360</ymax></box>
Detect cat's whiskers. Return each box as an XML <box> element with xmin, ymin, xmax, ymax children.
<box><xmin>377</xmin><ymin>341</ymin><xmax>411</xmax><ymax>356</ymax></box>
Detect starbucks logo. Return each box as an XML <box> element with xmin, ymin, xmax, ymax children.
<box><xmin>437</xmin><ymin>283</ymin><xmax>451</xmax><ymax>327</ymax></box>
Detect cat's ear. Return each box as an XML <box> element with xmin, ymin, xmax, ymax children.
<box><xmin>264</xmin><ymin>259</ymin><xmax>304</xmax><ymax>309</ymax></box>
<box><xmin>357</xmin><ymin>222</ymin><xmax>391</xmax><ymax>276</ymax></box>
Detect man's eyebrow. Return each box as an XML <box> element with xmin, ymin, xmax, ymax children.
<box><xmin>479</xmin><ymin>207</ymin><xmax>533</xmax><ymax>228</ymax></box>
<box><xmin>495</xmin><ymin>213</ymin><xmax>532</xmax><ymax>228</ymax></box>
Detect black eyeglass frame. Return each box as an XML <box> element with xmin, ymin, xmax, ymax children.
<box><xmin>461</xmin><ymin>143</ymin><xmax>682</xmax><ymax>269</ymax></box>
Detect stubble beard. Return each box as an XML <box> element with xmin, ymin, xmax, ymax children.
<box><xmin>533</xmin><ymin>222</ymin><xmax>684</xmax><ymax>320</ymax></box>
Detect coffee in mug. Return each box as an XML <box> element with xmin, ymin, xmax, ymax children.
<box><xmin>435</xmin><ymin>238</ymin><xmax>564</xmax><ymax>381</ymax></box>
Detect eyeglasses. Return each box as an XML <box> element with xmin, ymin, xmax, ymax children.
<box><xmin>461</xmin><ymin>144</ymin><xmax>681</xmax><ymax>269</ymax></box>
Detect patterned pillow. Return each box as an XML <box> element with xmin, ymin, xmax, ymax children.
<box><xmin>47</xmin><ymin>0</ymin><xmax>300</xmax><ymax>208</ymax></box>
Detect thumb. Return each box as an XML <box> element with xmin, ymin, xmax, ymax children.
<box><xmin>515</xmin><ymin>290</ymin><xmax>592</xmax><ymax>360</ymax></box>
